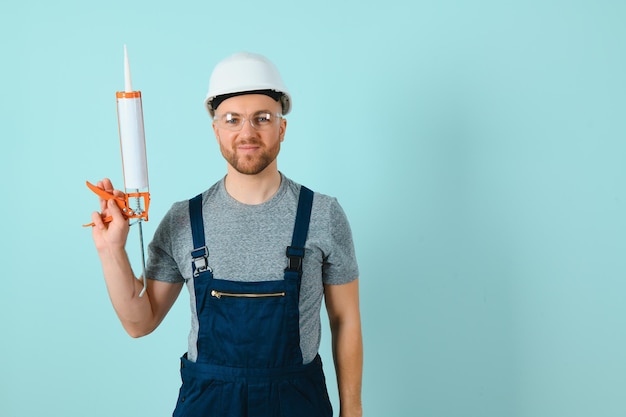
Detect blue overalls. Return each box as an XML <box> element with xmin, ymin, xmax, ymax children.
<box><xmin>173</xmin><ymin>186</ymin><xmax>333</xmax><ymax>417</ymax></box>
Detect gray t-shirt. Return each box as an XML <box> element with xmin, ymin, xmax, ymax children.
<box><xmin>146</xmin><ymin>174</ymin><xmax>359</xmax><ymax>364</ymax></box>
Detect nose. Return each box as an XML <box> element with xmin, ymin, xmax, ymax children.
<box><xmin>238</xmin><ymin>117</ymin><xmax>257</xmax><ymax>137</ymax></box>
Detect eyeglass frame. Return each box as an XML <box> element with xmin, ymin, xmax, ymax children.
<box><xmin>212</xmin><ymin>111</ymin><xmax>284</xmax><ymax>131</ymax></box>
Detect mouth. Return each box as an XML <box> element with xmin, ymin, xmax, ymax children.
<box><xmin>236</xmin><ymin>143</ymin><xmax>262</xmax><ymax>153</ymax></box>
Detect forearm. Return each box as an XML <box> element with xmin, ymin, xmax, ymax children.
<box><xmin>97</xmin><ymin>246</ymin><xmax>156</xmax><ymax>337</ymax></box>
<box><xmin>331</xmin><ymin>317</ymin><xmax>363</xmax><ymax>417</ymax></box>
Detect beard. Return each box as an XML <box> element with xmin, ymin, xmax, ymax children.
<box><xmin>220</xmin><ymin>137</ymin><xmax>281</xmax><ymax>175</ymax></box>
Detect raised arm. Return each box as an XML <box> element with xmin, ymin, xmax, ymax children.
<box><xmin>90</xmin><ymin>178</ymin><xmax>182</xmax><ymax>337</ymax></box>
<box><xmin>324</xmin><ymin>278</ymin><xmax>363</xmax><ymax>417</ymax></box>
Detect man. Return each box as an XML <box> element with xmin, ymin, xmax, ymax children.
<box><xmin>90</xmin><ymin>52</ymin><xmax>362</xmax><ymax>417</ymax></box>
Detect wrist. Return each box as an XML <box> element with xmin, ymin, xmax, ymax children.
<box><xmin>340</xmin><ymin>402</ymin><xmax>363</xmax><ymax>417</ymax></box>
<box><xmin>96</xmin><ymin>244</ymin><xmax>130</xmax><ymax>267</ymax></box>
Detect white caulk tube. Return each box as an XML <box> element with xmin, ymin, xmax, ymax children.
<box><xmin>117</xmin><ymin>96</ymin><xmax>148</xmax><ymax>189</ymax></box>
<box><xmin>117</xmin><ymin>45</ymin><xmax>149</xmax><ymax>297</ymax></box>
<box><xmin>117</xmin><ymin>45</ymin><xmax>149</xmax><ymax>190</ymax></box>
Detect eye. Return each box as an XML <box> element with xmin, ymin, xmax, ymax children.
<box><xmin>254</xmin><ymin>113</ymin><xmax>272</xmax><ymax>125</ymax></box>
<box><xmin>224</xmin><ymin>113</ymin><xmax>241</xmax><ymax>125</ymax></box>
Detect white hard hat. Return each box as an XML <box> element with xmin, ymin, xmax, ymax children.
<box><xmin>205</xmin><ymin>52</ymin><xmax>291</xmax><ymax>117</ymax></box>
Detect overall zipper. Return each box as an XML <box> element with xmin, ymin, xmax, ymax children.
<box><xmin>210</xmin><ymin>290</ymin><xmax>286</xmax><ymax>299</ymax></box>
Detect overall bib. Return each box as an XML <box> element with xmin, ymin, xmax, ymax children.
<box><xmin>173</xmin><ymin>186</ymin><xmax>333</xmax><ymax>417</ymax></box>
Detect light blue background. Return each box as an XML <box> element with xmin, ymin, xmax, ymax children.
<box><xmin>2</xmin><ymin>1</ymin><xmax>625</xmax><ymax>416</ymax></box>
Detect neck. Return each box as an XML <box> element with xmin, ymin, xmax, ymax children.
<box><xmin>224</xmin><ymin>166</ymin><xmax>282</xmax><ymax>205</ymax></box>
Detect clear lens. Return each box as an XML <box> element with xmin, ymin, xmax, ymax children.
<box><xmin>214</xmin><ymin>111</ymin><xmax>281</xmax><ymax>131</ymax></box>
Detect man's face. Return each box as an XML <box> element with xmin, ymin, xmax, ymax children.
<box><xmin>212</xmin><ymin>94</ymin><xmax>286</xmax><ymax>176</ymax></box>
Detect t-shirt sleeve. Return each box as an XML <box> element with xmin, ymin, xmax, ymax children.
<box><xmin>145</xmin><ymin>204</ymin><xmax>186</xmax><ymax>284</ymax></box>
<box><xmin>322</xmin><ymin>198</ymin><xmax>359</xmax><ymax>285</ymax></box>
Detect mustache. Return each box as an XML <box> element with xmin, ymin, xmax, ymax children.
<box><xmin>234</xmin><ymin>138</ymin><xmax>263</xmax><ymax>147</ymax></box>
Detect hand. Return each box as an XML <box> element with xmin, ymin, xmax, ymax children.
<box><xmin>90</xmin><ymin>178</ymin><xmax>130</xmax><ymax>252</ymax></box>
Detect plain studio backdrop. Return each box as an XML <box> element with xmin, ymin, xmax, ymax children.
<box><xmin>2</xmin><ymin>1</ymin><xmax>625</xmax><ymax>416</ymax></box>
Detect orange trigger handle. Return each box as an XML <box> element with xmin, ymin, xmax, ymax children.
<box><xmin>86</xmin><ymin>181</ymin><xmax>126</xmax><ymax>211</ymax></box>
<box><xmin>83</xmin><ymin>181</ymin><xmax>150</xmax><ymax>227</ymax></box>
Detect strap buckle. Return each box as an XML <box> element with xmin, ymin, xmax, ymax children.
<box><xmin>191</xmin><ymin>246</ymin><xmax>210</xmax><ymax>277</ymax></box>
<box><xmin>285</xmin><ymin>246</ymin><xmax>304</xmax><ymax>272</ymax></box>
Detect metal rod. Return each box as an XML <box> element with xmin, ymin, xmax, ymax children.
<box><xmin>138</xmin><ymin>219</ymin><xmax>148</xmax><ymax>297</ymax></box>
<box><xmin>135</xmin><ymin>189</ymin><xmax>148</xmax><ymax>298</ymax></box>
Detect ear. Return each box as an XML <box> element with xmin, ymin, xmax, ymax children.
<box><xmin>212</xmin><ymin>121</ymin><xmax>220</xmax><ymax>142</ymax></box>
<box><xmin>279</xmin><ymin>117</ymin><xmax>287</xmax><ymax>142</ymax></box>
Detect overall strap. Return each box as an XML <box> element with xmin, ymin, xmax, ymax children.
<box><xmin>285</xmin><ymin>186</ymin><xmax>314</xmax><ymax>274</ymax></box>
<box><xmin>189</xmin><ymin>194</ymin><xmax>210</xmax><ymax>277</ymax></box>
<box><xmin>284</xmin><ymin>186</ymin><xmax>314</xmax><ymax>364</ymax></box>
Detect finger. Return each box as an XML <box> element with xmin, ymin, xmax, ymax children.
<box><xmin>91</xmin><ymin>211</ymin><xmax>105</xmax><ymax>230</ymax></box>
<box><xmin>98</xmin><ymin>184</ymin><xmax>110</xmax><ymax>212</ymax></box>
<box><xmin>102</xmin><ymin>178</ymin><xmax>114</xmax><ymax>192</ymax></box>
<box><xmin>102</xmin><ymin>178</ymin><xmax>126</xmax><ymax>203</ymax></box>
<box><xmin>108</xmin><ymin>199</ymin><xmax>127</xmax><ymax>223</ymax></box>
<box><xmin>96</xmin><ymin>178</ymin><xmax>119</xmax><ymax>211</ymax></box>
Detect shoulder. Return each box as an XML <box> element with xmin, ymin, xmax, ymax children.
<box><xmin>282</xmin><ymin>176</ymin><xmax>347</xmax><ymax>227</ymax></box>
<box><xmin>282</xmin><ymin>175</ymin><xmax>337</xmax><ymax>209</ymax></box>
<box><xmin>160</xmin><ymin>180</ymin><xmax>223</xmax><ymax>226</ymax></box>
